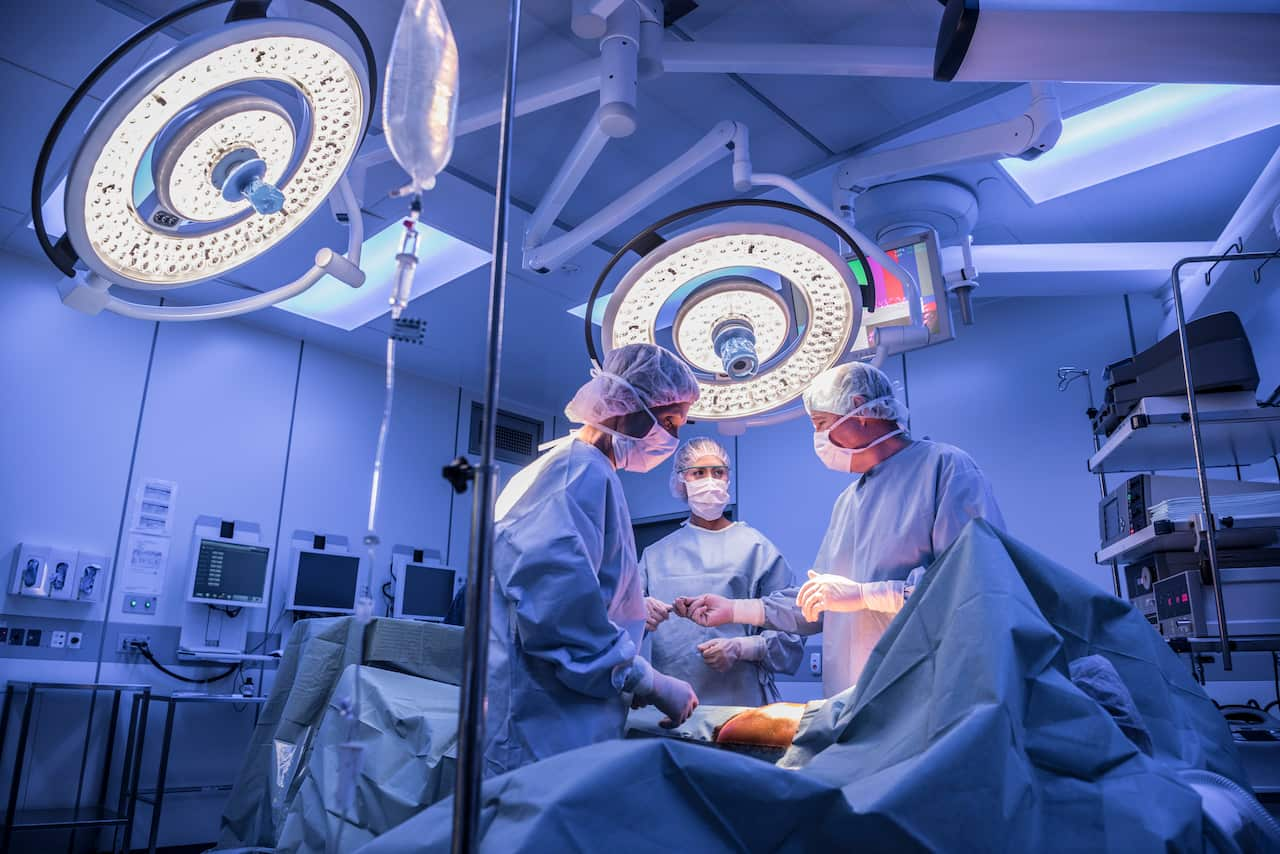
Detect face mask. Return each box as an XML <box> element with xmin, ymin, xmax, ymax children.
<box><xmin>812</xmin><ymin>396</ymin><xmax>904</xmax><ymax>472</ymax></box>
<box><xmin>591</xmin><ymin>371</ymin><xmax>680</xmax><ymax>473</ymax></box>
<box><xmin>686</xmin><ymin>477</ymin><xmax>730</xmax><ymax>521</ymax></box>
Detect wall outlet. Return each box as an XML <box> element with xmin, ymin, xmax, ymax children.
<box><xmin>809</xmin><ymin>652</ymin><xmax>822</xmax><ymax>676</ymax></box>
<box><xmin>25</xmin><ymin>629</ymin><xmax>42</xmax><ymax>647</ymax></box>
<box><xmin>67</xmin><ymin>631</ymin><xmax>83</xmax><ymax>650</ymax></box>
<box><xmin>50</xmin><ymin>630</ymin><xmax>67</xmax><ymax>649</ymax></box>
<box><xmin>118</xmin><ymin>633</ymin><xmax>151</xmax><ymax>654</ymax></box>
<box><xmin>9</xmin><ymin>629</ymin><xmax>25</xmax><ymax>646</ymax></box>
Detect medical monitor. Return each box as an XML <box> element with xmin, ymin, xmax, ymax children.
<box><xmin>846</xmin><ymin>228</ymin><xmax>953</xmax><ymax>356</ymax></box>
<box><xmin>187</xmin><ymin>538</ymin><xmax>271</xmax><ymax>608</ymax></box>
<box><xmin>287</xmin><ymin>549</ymin><xmax>360</xmax><ymax>614</ymax></box>
<box><xmin>395</xmin><ymin>563</ymin><xmax>458</xmax><ymax>622</ymax></box>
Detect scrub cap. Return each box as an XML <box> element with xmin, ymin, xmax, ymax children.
<box><xmin>802</xmin><ymin>361</ymin><xmax>909</xmax><ymax>424</ymax></box>
<box><xmin>565</xmin><ymin>343</ymin><xmax>700</xmax><ymax>425</ymax></box>
<box><xmin>668</xmin><ymin>437</ymin><xmax>730</xmax><ymax>499</ymax></box>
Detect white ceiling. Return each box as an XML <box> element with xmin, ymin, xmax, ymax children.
<box><xmin>4</xmin><ymin>0</ymin><xmax>1278</xmax><ymax>413</ymax></box>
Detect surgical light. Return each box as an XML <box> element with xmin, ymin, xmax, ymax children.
<box><xmin>998</xmin><ymin>85</ymin><xmax>1280</xmax><ymax>205</ymax></box>
<box><xmin>586</xmin><ymin>199</ymin><xmax>870</xmax><ymax>423</ymax></box>
<box><xmin>32</xmin><ymin>1</ymin><xmax>378</xmax><ymax>321</ymax></box>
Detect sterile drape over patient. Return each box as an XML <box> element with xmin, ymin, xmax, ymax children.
<box><xmin>357</xmin><ymin>520</ymin><xmax>1269</xmax><ymax>853</ymax></box>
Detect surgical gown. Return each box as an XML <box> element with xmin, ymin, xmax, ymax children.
<box><xmin>764</xmin><ymin>439</ymin><xmax>1004</xmax><ymax>696</ymax></box>
<box><xmin>484</xmin><ymin>437</ymin><xmax>647</xmax><ymax>776</ymax></box>
<box><xmin>640</xmin><ymin>523</ymin><xmax>804</xmax><ymax>706</ymax></box>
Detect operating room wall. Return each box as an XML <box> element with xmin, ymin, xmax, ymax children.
<box><xmin>0</xmin><ymin>250</ymin><xmax>550</xmax><ymax>849</ymax></box>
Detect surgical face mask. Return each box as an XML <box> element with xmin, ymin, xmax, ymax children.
<box><xmin>686</xmin><ymin>477</ymin><xmax>730</xmax><ymax>521</ymax></box>
<box><xmin>812</xmin><ymin>396</ymin><xmax>903</xmax><ymax>472</ymax></box>
<box><xmin>606</xmin><ymin>409</ymin><xmax>678</xmax><ymax>473</ymax></box>
<box><xmin>586</xmin><ymin>370</ymin><xmax>682</xmax><ymax>472</ymax></box>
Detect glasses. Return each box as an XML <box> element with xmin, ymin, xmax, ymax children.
<box><xmin>680</xmin><ymin>466</ymin><xmax>729</xmax><ymax>482</ymax></box>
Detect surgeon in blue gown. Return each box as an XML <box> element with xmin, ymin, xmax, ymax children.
<box><xmin>640</xmin><ymin>438</ymin><xmax>804</xmax><ymax>706</ymax></box>
<box><xmin>677</xmin><ymin>361</ymin><xmax>1004</xmax><ymax>697</ymax></box>
<box><xmin>485</xmin><ymin>343</ymin><xmax>702</xmax><ymax>776</ymax></box>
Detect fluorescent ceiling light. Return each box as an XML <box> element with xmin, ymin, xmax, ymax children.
<box><xmin>967</xmin><ymin>242</ymin><xmax>1215</xmax><ymax>273</ymax></box>
<box><xmin>276</xmin><ymin>220</ymin><xmax>490</xmax><ymax>330</ymax></box>
<box><xmin>998</xmin><ymin>85</ymin><xmax>1280</xmax><ymax>204</ymax></box>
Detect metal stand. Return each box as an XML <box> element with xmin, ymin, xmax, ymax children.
<box><xmin>1167</xmin><ymin>248</ymin><xmax>1280</xmax><ymax>671</ymax></box>
<box><xmin>0</xmin><ymin>681</ymin><xmax>151</xmax><ymax>854</ymax></box>
<box><xmin>450</xmin><ymin>1</ymin><xmax>521</xmax><ymax>852</ymax></box>
<box><xmin>138</xmin><ymin>693</ymin><xmax>266</xmax><ymax>854</ymax></box>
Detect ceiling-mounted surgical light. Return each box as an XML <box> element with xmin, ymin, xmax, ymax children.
<box><xmin>586</xmin><ymin>199</ymin><xmax>871</xmax><ymax>424</ymax></box>
<box><xmin>32</xmin><ymin>0</ymin><xmax>379</xmax><ymax>321</ymax></box>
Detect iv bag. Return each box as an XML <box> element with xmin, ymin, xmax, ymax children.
<box><xmin>382</xmin><ymin>0</ymin><xmax>460</xmax><ymax>193</ymax></box>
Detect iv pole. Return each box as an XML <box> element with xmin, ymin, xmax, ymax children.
<box><xmin>450</xmin><ymin>0</ymin><xmax>521</xmax><ymax>850</ymax></box>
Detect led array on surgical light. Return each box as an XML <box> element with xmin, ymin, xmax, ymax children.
<box><xmin>66</xmin><ymin>25</ymin><xmax>364</xmax><ymax>289</ymax></box>
<box><xmin>604</xmin><ymin>223</ymin><xmax>860</xmax><ymax>421</ymax></box>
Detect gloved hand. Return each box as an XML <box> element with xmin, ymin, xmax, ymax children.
<box><xmin>797</xmin><ymin>570</ymin><xmax>865</xmax><ymax>621</ymax></box>
<box><xmin>697</xmin><ymin>636</ymin><xmax>765</xmax><ymax>672</ymax></box>
<box><xmin>674</xmin><ymin>594</ymin><xmax>731</xmax><ymax>626</ymax></box>
<box><xmin>645</xmin><ymin>596</ymin><xmax>672</xmax><ymax>631</ymax></box>
<box><xmin>638</xmin><ymin>671</ymin><xmax>699</xmax><ymax>728</ymax></box>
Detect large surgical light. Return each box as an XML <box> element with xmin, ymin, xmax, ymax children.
<box><xmin>998</xmin><ymin>84</ymin><xmax>1280</xmax><ymax>205</ymax></box>
<box><xmin>588</xmin><ymin>200</ymin><xmax>869</xmax><ymax>423</ymax></box>
<box><xmin>32</xmin><ymin>1</ymin><xmax>378</xmax><ymax>321</ymax></box>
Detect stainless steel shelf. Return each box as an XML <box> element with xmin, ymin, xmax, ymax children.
<box><xmin>5</xmin><ymin>806</ymin><xmax>127</xmax><ymax>830</ymax></box>
<box><xmin>1095</xmin><ymin>515</ymin><xmax>1280</xmax><ymax>565</ymax></box>
<box><xmin>1167</xmin><ymin>634</ymin><xmax>1280</xmax><ymax>653</ymax></box>
<box><xmin>1089</xmin><ymin>395</ymin><xmax>1280</xmax><ymax>474</ymax></box>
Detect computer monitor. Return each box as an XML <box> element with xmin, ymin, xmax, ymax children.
<box><xmin>286</xmin><ymin>549</ymin><xmax>360</xmax><ymax>614</ymax></box>
<box><xmin>846</xmin><ymin>228</ymin><xmax>954</xmax><ymax>357</ymax></box>
<box><xmin>186</xmin><ymin>538</ymin><xmax>271</xmax><ymax>608</ymax></box>
<box><xmin>394</xmin><ymin>563</ymin><xmax>458</xmax><ymax>622</ymax></box>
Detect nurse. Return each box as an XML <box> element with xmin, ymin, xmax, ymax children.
<box><xmin>641</xmin><ymin>438</ymin><xmax>804</xmax><ymax>706</ymax></box>
<box><xmin>484</xmin><ymin>343</ymin><xmax>701</xmax><ymax>776</ymax></box>
<box><xmin>676</xmin><ymin>361</ymin><xmax>1005</xmax><ymax>697</ymax></box>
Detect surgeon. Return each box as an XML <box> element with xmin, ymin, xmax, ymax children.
<box><xmin>640</xmin><ymin>438</ymin><xmax>804</xmax><ymax>706</ymax></box>
<box><xmin>484</xmin><ymin>343</ymin><xmax>702</xmax><ymax>776</ymax></box>
<box><xmin>676</xmin><ymin>361</ymin><xmax>1004</xmax><ymax>697</ymax></box>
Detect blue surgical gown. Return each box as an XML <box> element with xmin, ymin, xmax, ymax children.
<box><xmin>763</xmin><ymin>439</ymin><xmax>1004</xmax><ymax>696</ymax></box>
<box><xmin>484</xmin><ymin>437</ymin><xmax>647</xmax><ymax>776</ymax></box>
<box><xmin>640</xmin><ymin>522</ymin><xmax>804</xmax><ymax>706</ymax></box>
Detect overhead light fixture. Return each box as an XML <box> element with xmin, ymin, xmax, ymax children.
<box><xmin>582</xmin><ymin>198</ymin><xmax>870</xmax><ymax>424</ymax></box>
<box><xmin>998</xmin><ymin>85</ymin><xmax>1280</xmax><ymax>204</ymax></box>
<box><xmin>276</xmin><ymin>218</ymin><xmax>490</xmax><ymax>330</ymax></box>
<box><xmin>32</xmin><ymin>1</ymin><xmax>379</xmax><ymax>321</ymax></box>
<box><xmin>966</xmin><ymin>242</ymin><xmax>1217</xmax><ymax>273</ymax></box>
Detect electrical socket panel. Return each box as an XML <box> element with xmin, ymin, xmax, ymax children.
<box><xmin>118</xmin><ymin>633</ymin><xmax>151</xmax><ymax>654</ymax></box>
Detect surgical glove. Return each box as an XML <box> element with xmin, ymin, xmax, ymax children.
<box><xmin>697</xmin><ymin>636</ymin><xmax>765</xmax><ymax>672</ymax></box>
<box><xmin>645</xmin><ymin>596</ymin><xmax>672</xmax><ymax>631</ymax></box>
<box><xmin>634</xmin><ymin>669</ymin><xmax>699</xmax><ymax>728</ymax></box>
<box><xmin>674</xmin><ymin>595</ymin><xmax>765</xmax><ymax>627</ymax></box>
<box><xmin>797</xmin><ymin>571</ymin><xmax>865</xmax><ymax>621</ymax></box>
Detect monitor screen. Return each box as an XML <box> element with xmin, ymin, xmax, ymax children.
<box><xmin>847</xmin><ymin>230</ymin><xmax>952</xmax><ymax>355</ymax></box>
<box><xmin>291</xmin><ymin>551</ymin><xmax>360</xmax><ymax>613</ymax></box>
<box><xmin>190</xmin><ymin>539</ymin><xmax>270</xmax><ymax>605</ymax></box>
<box><xmin>400</xmin><ymin>564</ymin><xmax>457</xmax><ymax>620</ymax></box>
